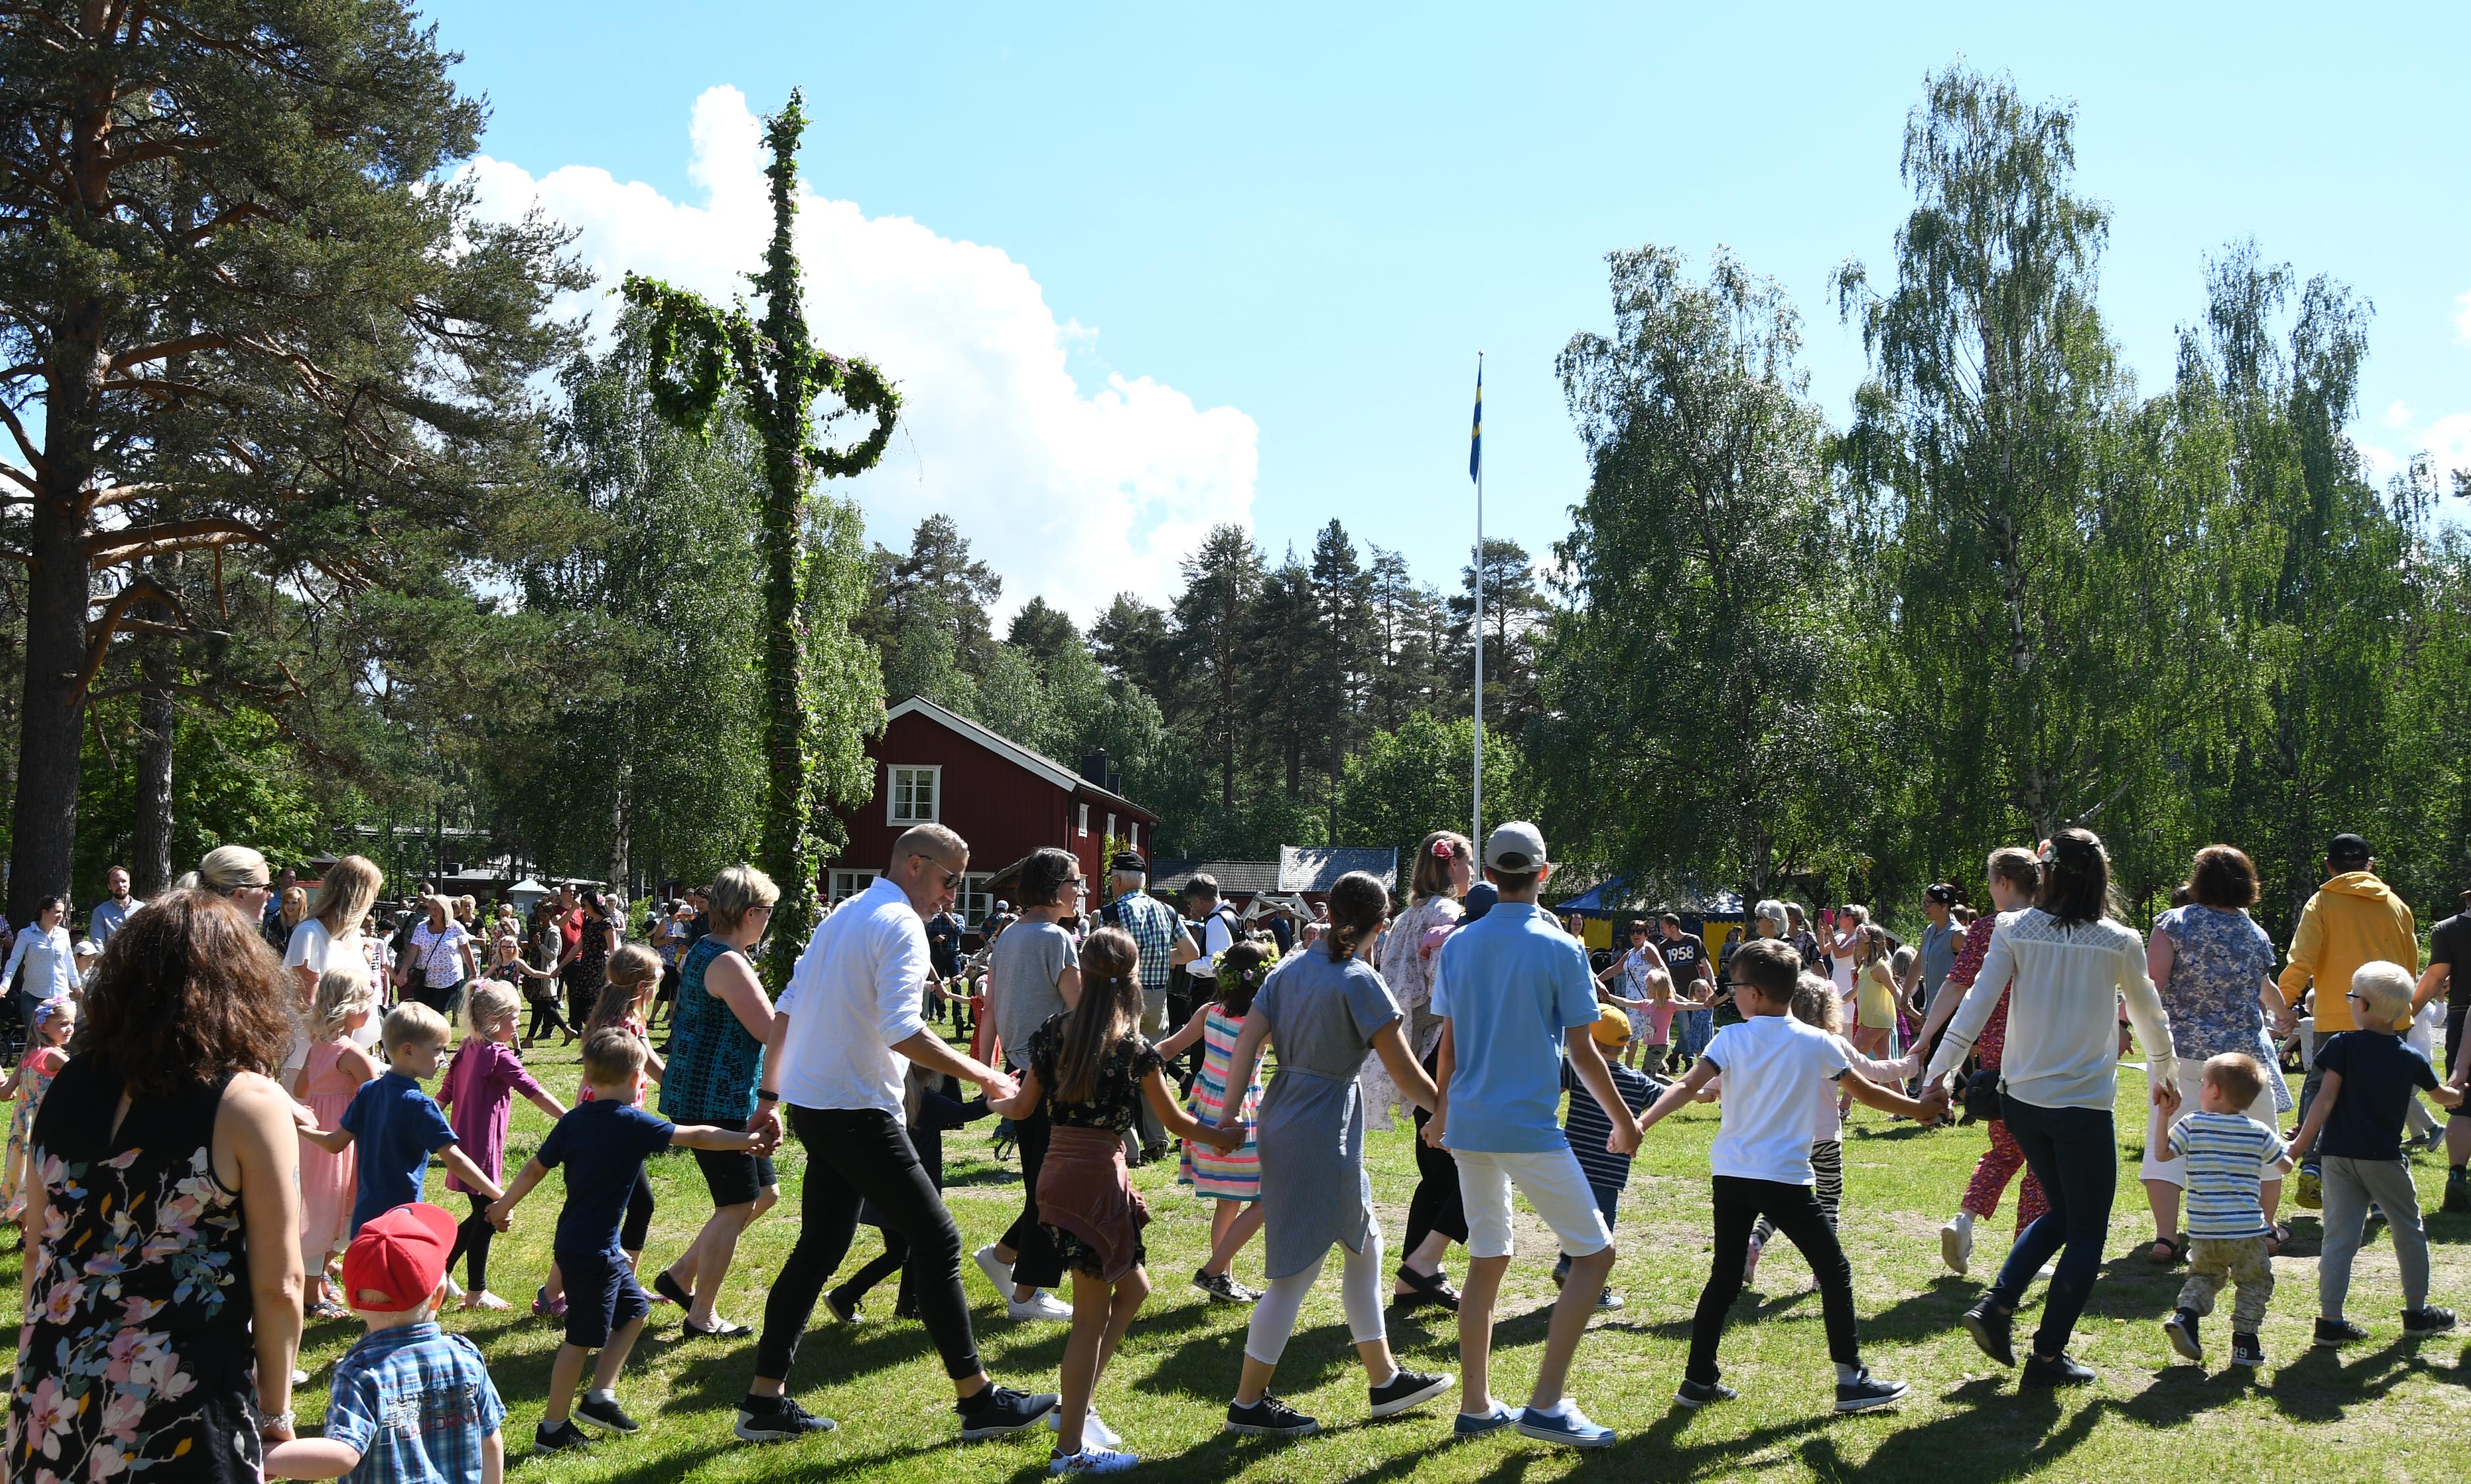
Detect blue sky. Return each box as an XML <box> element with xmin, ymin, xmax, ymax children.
<box><xmin>425</xmin><ymin>0</ymin><xmax>2471</xmax><ymax>618</ymax></box>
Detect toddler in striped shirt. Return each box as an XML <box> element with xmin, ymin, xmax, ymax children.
<box><xmin>2161</xmin><ymin>1053</ymin><xmax>2292</xmax><ymax>1370</ymax></box>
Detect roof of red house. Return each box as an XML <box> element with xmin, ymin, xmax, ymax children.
<box><xmin>885</xmin><ymin>696</ymin><xmax>1153</xmax><ymax>820</ymax></box>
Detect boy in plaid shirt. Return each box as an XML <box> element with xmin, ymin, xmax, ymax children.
<box><xmin>265</xmin><ymin>1203</ymin><xmax>506</xmax><ymax>1483</ymax></box>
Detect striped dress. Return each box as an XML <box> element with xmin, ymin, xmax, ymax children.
<box><xmin>1179</xmin><ymin>1004</ymin><xmax>1262</xmax><ymax>1201</ymax></box>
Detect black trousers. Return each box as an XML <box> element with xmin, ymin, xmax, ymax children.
<box><xmin>758</xmin><ymin>1105</ymin><xmax>981</xmax><ymax>1383</ymax></box>
<box><xmin>525</xmin><ymin>987</ymin><xmax>574</xmax><ymax>1041</ymax></box>
<box><xmin>839</xmin><ymin>1229</ymin><xmax>917</xmax><ymax>1312</ymax></box>
<box><xmin>622</xmin><ymin>1167</ymin><xmax>655</xmax><ymax>1253</ymax></box>
<box><xmin>447</xmin><ymin>1192</ymin><xmax>496</xmax><ymax>1290</ymax></box>
<box><xmin>1689</xmin><ymin>1176</ymin><xmax>1859</xmax><ymax>1385</ymax></box>
<box><xmin>1401</xmin><ymin>1048</ymin><xmax>1467</xmax><ymax>1255</ymax></box>
<box><xmin>997</xmin><ymin>1106</ymin><xmax>1065</xmax><ymax>1289</ymax></box>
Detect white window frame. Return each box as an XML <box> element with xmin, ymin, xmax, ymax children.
<box><xmin>958</xmin><ymin>872</ymin><xmax>994</xmax><ymax>927</ymax></box>
<box><xmin>1128</xmin><ymin>821</ymin><xmax>1140</xmax><ymax>850</ymax></box>
<box><xmin>1077</xmin><ymin>801</ymin><xmax>1090</xmax><ymax>838</ymax></box>
<box><xmin>1105</xmin><ymin>812</ymin><xmax>1117</xmax><ymax>844</ymax></box>
<box><xmin>887</xmin><ymin>764</ymin><xmax>942</xmax><ymax>825</ymax></box>
<box><xmin>829</xmin><ymin>869</ymin><xmax>879</xmax><ymax>904</ymax></box>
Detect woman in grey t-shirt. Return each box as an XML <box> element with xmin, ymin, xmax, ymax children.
<box><xmin>975</xmin><ymin>848</ymin><xmax>1086</xmax><ymax>1322</ymax></box>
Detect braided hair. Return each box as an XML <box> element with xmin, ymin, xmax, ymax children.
<box><xmin>1215</xmin><ymin>937</ymin><xmax>1276</xmax><ymax>1017</ymax></box>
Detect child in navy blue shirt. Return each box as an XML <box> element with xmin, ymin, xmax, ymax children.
<box><xmin>1552</xmin><ymin>1006</ymin><xmax>1661</xmax><ymax>1309</ymax></box>
<box><xmin>303</xmin><ymin>1003</ymin><xmax>503</xmax><ymax>1235</ymax></box>
<box><xmin>490</xmin><ymin>1027</ymin><xmax>772</xmax><ymax>1453</ymax></box>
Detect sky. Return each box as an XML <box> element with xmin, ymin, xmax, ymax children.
<box><xmin>427</xmin><ymin>1</ymin><xmax>2471</xmax><ymax>623</ymax></box>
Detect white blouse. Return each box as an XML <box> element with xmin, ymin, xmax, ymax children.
<box><xmin>1924</xmin><ymin>907</ymin><xmax>2178</xmax><ymax>1111</ymax></box>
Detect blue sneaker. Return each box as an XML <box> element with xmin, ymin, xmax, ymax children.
<box><xmin>1454</xmin><ymin>1401</ymin><xmax>1516</xmax><ymax>1438</ymax></box>
<box><xmin>1515</xmin><ymin>1403</ymin><xmax>1614</xmax><ymax>1448</ymax></box>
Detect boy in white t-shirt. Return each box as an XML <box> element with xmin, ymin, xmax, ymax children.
<box><xmin>1634</xmin><ymin>939</ymin><xmax>1922</xmax><ymax>1414</ymax></box>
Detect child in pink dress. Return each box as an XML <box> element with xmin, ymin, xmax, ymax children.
<box><xmin>0</xmin><ymin>995</ymin><xmax>76</xmax><ymax>1222</ymax></box>
<box><xmin>438</xmin><ymin>981</ymin><xmax>566</xmax><ymax>1309</ymax></box>
<box><xmin>289</xmin><ymin>967</ymin><xmax>381</xmax><ymax>1317</ymax></box>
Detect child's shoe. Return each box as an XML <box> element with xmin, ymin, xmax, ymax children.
<box><xmin>574</xmin><ymin>1391</ymin><xmax>639</xmax><ymax>1434</ymax></box>
<box><xmin>2405</xmin><ymin>1305</ymin><xmax>2458</xmax><ymax>1337</ymax></box>
<box><xmin>1048</xmin><ymin>1410</ymin><xmax>1120</xmax><ymax>1448</ymax></box>
<box><xmin>1595</xmin><ymin>1286</ymin><xmax>1623</xmax><ymax>1311</ymax></box>
<box><xmin>2292</xmin><ymin>1167</ymin><xmax>2322</xmax><ymax>1209</ymax></box>
<box><xmin>1225</xmin><ymin>1394</ymin><xmax>1317</xmax><ymax>1437</ymax></box>
<box><xmin>535</xmin><ymin>1420</ymin><xmax>590</xmax><ymax>1454</ymax></box>
<box><xmin>2020</xmin><ymin>1353</ymin><xmax>2095</xmax><ymax>1387</ymax></box>
<box><xmin>2229</xmin><ymin>1332</ymin><xmax>2265</xmax><ymax>1368</ymax></box>
<box><xmin>2162</xmin><ymin>1307</ymin><xmax>2202</xmax><ymax>1362</ymax></box>
<box><xmin>1834</xmin><ymin>1369</ymin><xmax>1909</xmax><ymax>1412</ymax></box>
<box><xmin>1051</xmin><ymin>1449</ymin><xmax>1138</xmax><ymax>1475</ymax></box>
<box><xmin>1368</xmin><ymin>1368</ymin><xmax>1452</xmax><ymax>1418</ymax></box>
<box><xmin>1514</xmin><ymin>1402</ymin><xmax>1614</xmax><ymax>1448</ymax></box>
<box><xmin>2447</xmin><ymin>1167</ymin><xmax>2471</xmax><ymax>1214</ymax></box>
<box><xmin>733</xmin><ymin>1393</ymin><xmax>835</xmax><ymax>1442</ymax></box>
<box><xmin>2312</xmin><ymin>1316</ymin><xmax>2368</xmax><ymax>1347</ymax></box>
<box><xmin>532</xmin><ymin>1284</ymin><xmax>566</xmax><ymax>1320</ymax></box>
<box><xmin>1674</xmin><ymin>1378</ymin><xmax>1737</xmax><ymax>1408</ymax></box>
<box><xmin>1742</xmin><ymin>1235</ymin><xmax>1763</xmax><ymax>1285</ymax></box>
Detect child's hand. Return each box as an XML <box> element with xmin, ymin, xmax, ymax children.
<box><xmin>485</xmin><ymin>1198</ymin><xmax>515</xmax><ymax>1232</ymax></box>
<box><xmin>2436</xmin><ymin>1083</ymin><xmax>2466</xmax><ymax>1109</ymax></box>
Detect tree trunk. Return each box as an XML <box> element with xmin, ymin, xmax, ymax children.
<box><xmin>131</xmin><ymin>635</ymin><xmax>177</xmax><ymax>898</ymax></box>
<box><xmin>9</xmin><ymin>493</ymin><xmax>90</xmax><ymax>923</ymax></box>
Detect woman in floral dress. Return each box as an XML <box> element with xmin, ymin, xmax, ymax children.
<box><xmin>7</xmin><ymin>891</ymin><xmax>303</xmax><ymax>1484</ymax></box>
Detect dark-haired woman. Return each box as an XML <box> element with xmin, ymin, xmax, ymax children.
<box><xmin>6</xmin><ymin>891</ymin><xmax>304</xmax><ymax>1483</ymax></box>
<box><xmin>1377</xmin><ymin>830</ymin><xmax>1474</xmax><ymax>1312</ymax></box>
<box><xmin>1922</xmin><ymin>829</ymin><xmax>2180</xmax><ymax>1387</ymax></box>
<box><xmin>973</xmin><ymin>847</ymin><xmax>1085</xmax><ymax>1324</ymax></box>
<box><xmin>1216</xmin><ymin>870</ymin><xmax>1449</xmax><ymax>1439</ymax></box>
<box><xmin>2140</xmin><ymin>845</ymin><xmax>2291</xmax><ymax>1261</ymax></box>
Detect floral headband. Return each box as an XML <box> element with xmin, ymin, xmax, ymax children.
<box><xmin>30</xmin><ymin>995</ymin><xmax>70</xmax><ymax>1030</ymax></box>
<box><xmin>2035</xmin><ymin>839</ymin><xmax>2056</xmax><ymax>864</ymax></box>
<box><xmin>1431</xmin><ymin>839</ymin><xmax>1460</xmax><ymax>859</ymax></box>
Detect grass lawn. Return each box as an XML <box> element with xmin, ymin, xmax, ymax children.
<box><xmin>26</xmin><ymin>1027</ymin><xmax>2471</xmax><ymax>1483</ymax></box>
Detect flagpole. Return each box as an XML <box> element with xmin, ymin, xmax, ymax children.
<box><xmin>1471</xmin><ymin>351</ymin><xmax>1485</xmax><ymax>848</ymax></box>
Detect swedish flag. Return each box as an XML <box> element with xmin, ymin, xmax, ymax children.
<box><xmin>1468</xmin><ymin>359</ymin><xmax>1483</xmax><ymax>482</ymax></box>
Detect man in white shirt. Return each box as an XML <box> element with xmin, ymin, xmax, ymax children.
<box><xmin>735</xmin><ymin>824</ymin><xmax>1057</xmax><ymax>1445</ymax></box>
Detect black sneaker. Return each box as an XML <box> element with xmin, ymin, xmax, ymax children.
<box><xmin>957</xmin><ymin>1383</ymin><xmax>1058</xmax><ymax>1440</ymax></box>
<box><xmin>1225</xmin><ymin>1393</ymin><xmax>1318</xmax><ymax>1437</ymax></box>
<box><xmin>573</xmin><ymin>1393</ymin><xmax>640</xmax><ymax>1434</ymax></box>
<box><xmin>2314</xmin><ymin>1316</ymin><xmax>2369</xmax><ymax>1348</ymax></box>
<box><xmin>2405</xmin><ymin>1305</ymin><xmax>2459</xmax><ymax>1337</ymax></box>
<box><xmin>1192</xmin><ymin>1268</ymin><xmax>1261</xmax><ymax>1304</ymax></box>
<box><xmin>1597</xmin><ymin>1286</ymin><xmax>1624</xmax><ymax>1312</ymax></box>
<box><xmin>535</xmin><ymin>1419</ymin><xmax>590</xmax><ymax>1454</ymax></box>
<box><xmin>1551</xmin><ymin>1255</ymin><xmax>1571</xmax><ymax>1287</ymax></box>
<box><xmin>734</xmin><ymin>1393</ymin><xmax>837</xmax><ymax>1442</ymax></box>
<box><xmin>2163</xmin><ymin>1307</ymin><xmax>2202</xmax><ymax>1362</ymax></box>
<box><xmin>2447</xmin><ymin>1170</ymin><xmax>2470</xmax><ymax>1215</ymax></box>
<box><xmin>1674</xmin><ymin>1378</ymin><xmax>1737</xmax><ymax>1409</ymax></box>
<box><xmin>823</xmin><ymin>1286</ymin><xmax>859</xmax><ymax>1324</ymax></box>
<box><xmin>1961</xmin><ymin>1299</ymin><xmax>2016</xmax><ymax>1367</ymax></box>
<box><xmin>1367</xmin><ymin>1368</ymin><xmax>1452</xmax><ymax>1419</ymax></box>
<box><xmin>2020</xmin><ymin>1353</ymin><xmax>2096</xmax><ymax>1387</ymax></box>
<box><xmin>1834</xmin><ymin>1369</ymin><xmax>1910</xmax><ymax>1412</ymax></box>
<box><xmin>2229</xmin><ymin>1332</ymin><xmax>2265</xmax><ymax>1368</ymax></box>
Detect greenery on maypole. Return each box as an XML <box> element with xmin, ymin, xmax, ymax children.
<box><xmin>620</xmin><ymin>91</ymin><xmax>899</xmax><ymax>985</ymax></box>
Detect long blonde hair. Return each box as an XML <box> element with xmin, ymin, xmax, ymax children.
<box><xmin>308</xmin><ymin>854</ymin><xmax>383</xmax><ymax>933</ymax></box>
<box><xmin>311</xmin><ymin>965</ymin><xmax>381</xmax><ymax>1043</ymax></box>
<box><xmin>463</xmin><ymin>981</ymin><xmax>520</xmax><ymax>1040</ymax></box>
<box><xmin>588</xmin><ymin>942</ymin><xmax>662</xmax><ymax>1035</ymax></box>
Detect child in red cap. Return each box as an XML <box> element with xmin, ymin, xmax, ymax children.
<box><xmin>263</xmin><ymin>1202</ymin><xmax>507</xmax><ymax>1483</ymax></box>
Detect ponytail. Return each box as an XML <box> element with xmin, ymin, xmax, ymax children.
<box><xmin>1324</xmin><ymin>871</ymin><xmax>1390</xmax><ymax>963</ymax></box>
<box><xmin>1057</xmin><ymin>927</ymin><xmax>1143</xmax><ymax>1104</ymax></box>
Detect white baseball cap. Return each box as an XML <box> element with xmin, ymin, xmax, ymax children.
<box><xmin>1483</xmin><ymin>822</ymin><xmax>1550</xmax><ymax>871</ymax></box>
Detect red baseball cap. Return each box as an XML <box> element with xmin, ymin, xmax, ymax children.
<box><xmin>340</xmin><ymin>1202</ymin><xmax>457</xmax><ymax>1311</ymax></box>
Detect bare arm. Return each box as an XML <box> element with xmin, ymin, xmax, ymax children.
<box><xmin>1421</xmin><ymin>1019</ymin><xmax>1457</xmax><ymax>1147</ymax></box>
<box><xmin>1214</xmin><ymin>1011</ymin><xmax>1272</xmax><ymax>1130</ymax></box>
<box><xmin>298</xmin><ymin>1122</ymin><xmax>355</xmax><ymax>1155</ymax></box>
<box><xmin>2418</xmin><ymin>962</ymin><xmax>2453</xmax><ymax>1018</ymax></box>
<box><xmin>436</xmin><ymin>1142</ymin><xmax>502</xmax><ymax>1203</ymax></box>
<box><xmin>486</xmin><ymin>1156</ymin><xmax>551</xmax><ymax>1229</ymax></box>
<box><xmin>524</xmin><ymin>1088</ymin><xmax>568</xmax><ymax>1121</ymax></box>
<box><xmin>262</xmin><ymin>1439</ymin><xmax>362</xmax><ymax>1479</ymax></box>
<box><xmin>988</xmin><ymin>1064</ymin><xmax>1044</xmax><ymax>1121</ymax></box>
<box><xmin>670</xmin><ymin>1123</ymin><xmax>765</xmax><ymax>1153</ymax></box>
<box><xmin>1152</xmin><ymin>1000</ymin><xmax>1212</xmax><ymax>1059</ymax></box>
<box><xmin>1056</xmin><ymin>963</ymin><xmax>1084</xmax><ymax>1011</ymax></box>
<box><xmin>1635</xmin><ymin>1056</ymin><xmax>1724</xmax><ymax>1134</ymax></box>
<box><xmin>481</xmin><ymin>1428</ymin><xmax>503</xmax><ymax>1484</ymax></box>
<box><xmin>703</xmin><ymin>948</ymin><xmax>779</xmax><ymax>1044</ymax></box>
<box><xmin>221</xmin><ymin>1073</ymin><xmax>304</xmax><ymax>1441</ymax></box>
<box><xmin>1143</xmin><ymin>1067</ymin><xmax>1239</xmax><ymax>1145</ymax></box>
<box><xmin>1564</xmin><ymin>1026</ymin><xmax>1640</xmax><ymax>1154</ymax></box>
<box><xmin>890</xmin><ymin>1027</ymin><xmax>1017</xmax><ymax>1100</ymax></box>
<box><xmin>1841</xmin><ymin>1065</ymin><xmax>1926</xmax><ymax>1119</ymax></box>
<box><xmin>2285</xmin><ymin>1067</ymin><xmax>2344</xmax><ymax>1163</ymax></box>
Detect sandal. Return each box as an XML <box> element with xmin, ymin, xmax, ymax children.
<box><xmin>308</xmin><ymin>1300</ymin><xmax>350</xmax><ymax>1322</ymax></box>
<box><xmin>1393</xmin><ymin>1264</ymin><xmax>1460</xmax><ymax>1314</ymax></box>
<box><xmin>2144</xmin><ymin>1234</ymin><xmax>2185</xmax><ymax>1265</ymax></box>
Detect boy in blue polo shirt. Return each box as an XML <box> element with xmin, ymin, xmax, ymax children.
<box><xmin>304</xmin><ymin>1003</ymin><xmax>503</xmax><ymax>1235</ymax></box>
<box><xmin>490</xmin><ymin>1028</ymin><xmax>774</xmax><ymax>1452</ymax></box>
<box><xmin>1429</xmin><ymin>822</ymin><xmax>1637</xmax><ymax>1449</ymax></box>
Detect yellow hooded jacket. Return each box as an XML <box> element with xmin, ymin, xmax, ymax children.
<box><xmin>2276</xmin><ymin>871</ymin><xmax>2416</xmax><ymax>1034</ymax></box>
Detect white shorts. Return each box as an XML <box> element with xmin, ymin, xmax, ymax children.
<box><xmin>1452</xmin><ymin>1147</ymin><xmax>1612</xmax><ymax>1260</ymax></box>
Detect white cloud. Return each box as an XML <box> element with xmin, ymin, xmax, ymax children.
<box><xmin>2359</xmin><ymin>408</ymin><xmax>2471</xmax><ymax>490</ymax></box>
<box><xmin>457</xmin><ymin>86</ymin><xmax>1255</xmax><ymax>622</ymax></box>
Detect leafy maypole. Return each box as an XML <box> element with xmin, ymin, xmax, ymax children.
<box><xmin>622</xmin><ymin>91</ymin><xmax>898</xmax><ymax>985</ymax></box>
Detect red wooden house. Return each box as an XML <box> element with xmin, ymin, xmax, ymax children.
<box><xmin>824</xmin><ymin>695</ymin><xmax>1159</xmax><ymax>927</ymax></box>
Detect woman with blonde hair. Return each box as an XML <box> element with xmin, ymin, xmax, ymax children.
<box><xmin>268</xmin><ymin>884</ymin><xmax>308</xmax><ymax>956</ymax></box>
<box><xmin>285</xmin><ymin>854</ymin><xmax>383</xmax><ymax>1007</ymax></box>
<box><xmin>398</xmin><ymin>892</ymin><xmax>479</xmax><ymax>1019</ymax></box>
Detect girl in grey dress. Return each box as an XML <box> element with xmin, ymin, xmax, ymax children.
<box><xmin>1214</xmin><ymin>871</ymin><xmax>1452</xmax><ymax>1439</ymax></box>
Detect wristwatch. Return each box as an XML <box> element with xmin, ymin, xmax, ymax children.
<box><xmin>754</xmin><ymin>1088</ymin><xmax>780</xmax><ymax>1103</ymax></box>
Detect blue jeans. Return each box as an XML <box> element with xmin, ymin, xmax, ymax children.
<box><xmin>1676</xmin><ymin>1008</ymin><xmax>1713</xmax><ymax>1061</ymax></box>
<box><xmin>1987</xmin><ymin>1098</ymin><xmax>2116</xmax><ymax>1358</ymax></box>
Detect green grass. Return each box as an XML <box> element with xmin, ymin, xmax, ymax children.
<box><xmin>31</xmin><ymin>1031</ymin><xmax>2471</xmax><ymax>1483</ymax></box>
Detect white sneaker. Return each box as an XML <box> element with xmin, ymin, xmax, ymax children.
<box><xmin>444</xmin><ymin>1275</ymin><xmax>465</xmax><ymax>1302</ymax></box>
<box><xmin>1048</xmin><ymin>1409</ymin><xmax>1120</xmax><ymax>1449</ymax></box>
<box><xmin>1008</xmin><ymin>1290</ymin><xmax>1074</xmax><ymax>1323</ymax></box>
<box><xmin>1941</xmin><ymin>1218</ymin><xmax>1974</xmax><ymax>1276</ymax></box>
<box><xmin>974</xmin><ymin>1244</ymin><xmax>1014</xmax><ymax>1295</ymax></box>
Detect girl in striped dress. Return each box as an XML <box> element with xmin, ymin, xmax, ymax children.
<box><xmin>1161</xmin><ymin>939</ymin><xmax>1276</xmax><ymax>1303</ymax></box>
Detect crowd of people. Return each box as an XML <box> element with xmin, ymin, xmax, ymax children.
<box><xmin>2</xmin><ymin>820</ymin><xmax>2464</xmax><ymax>1480</ymax></box>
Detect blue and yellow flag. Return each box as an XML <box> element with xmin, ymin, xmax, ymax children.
<box><xmin>1468</xmin><ymin>359</ymin><xmax>1483</xmax><ymax>482</ymax></box>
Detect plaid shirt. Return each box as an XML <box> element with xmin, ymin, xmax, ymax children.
<box><xmin>325</xmin><ymin>1322</ymin><xmax>505</xmax><ymax>1484</ymax></box>
<box><xmin>1105</xmin><ymin>890</ymin><xmax>1186</xmax><ymax>992</ymax></box>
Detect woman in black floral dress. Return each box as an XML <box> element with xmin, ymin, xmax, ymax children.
<box><xmin>7</xmin><ymin>891</ymin><xmax>304</xmax><ymax>1484</ymax></box>
<box><xmin>992</xmin><ymin>928</ymin><xmax>1240</xmax><ymax>1472</ymax></box>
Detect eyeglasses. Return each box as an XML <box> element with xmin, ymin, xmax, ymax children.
<box><xmin>745</xmin><ymin>903</ymin><xmax>775</xmax><ymax>917</ymax></box>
